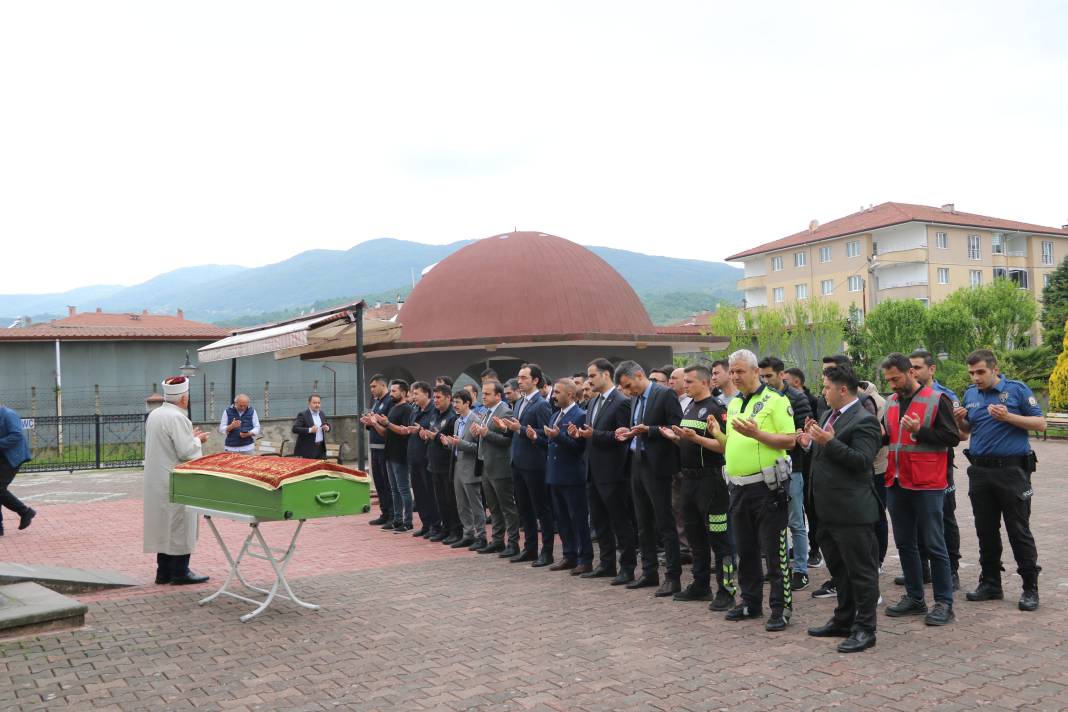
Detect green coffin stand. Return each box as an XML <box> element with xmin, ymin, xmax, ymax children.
<box><xmin>170</xmin><ymin>453</ymin><xmax>371</xmax><ymax>521</ymax></box>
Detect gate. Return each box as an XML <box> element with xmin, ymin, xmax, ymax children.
<box><xmin>21</xmin><ymin>414</ymin><xmax>146</xmax><ymax>473</ymax></box>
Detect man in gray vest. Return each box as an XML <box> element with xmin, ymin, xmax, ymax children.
<box><xmin>218</xmin><ymin>394</ymin><xmax>260</xmax><ymax>454</ymax></box>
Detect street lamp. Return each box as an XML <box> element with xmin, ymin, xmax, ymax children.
<box><xmin>179</xmin><ymin>350</ymin><xmax>198</xmax><ymax>420</ymax></box>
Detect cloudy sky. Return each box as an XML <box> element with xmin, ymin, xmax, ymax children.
<box><xmin>2</xmin><ymin>1</ymin><xmax>1066</xmax><ymax>294</ymax></box>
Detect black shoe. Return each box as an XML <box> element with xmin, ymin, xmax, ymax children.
<box><xmin>18</xmin><ymin>509</ymin><xmax>36</xmax><ymax>531</ymax></box>
<box><xmin>1019</xmin><ymin>589</ymin><xmax>1040</xmax><ymax>612</ymax></box>
<box><xmin>708</xmin><ymin>591</ymin><xmax>735</xmax><ymax>612</ymax></box>
<box><xmin>811</xmin><ymin>580</ymin><xmax>837</xmax><ymax>599</ymax></box>
<box><xmin>510</xmin><ymin>549</ymin><xmax>537</xmax><ymax>563</ymax></box>
<box><xmin>154</xmin><ymin>573</ymin><xmax>171</xmax><ymax>585</ymax></box>
<box><xmin>369</xmin><ymin>516</ymin><xmax>388</xmax><ymax>526</ymax></box>
<box><xmin>673</xmin><ymin>583</ymin><xmax>712</xmax><ymax>602</ymax></box>
<box><xmin>549</xmin><ymin>558</ymin><xmax>577</xmax><ymax>571</ymax></box>
<box><xmin>170</xmin><ymin>571</ymin><xmax>210</xmax><ymax>585</ymax></box>
<box><xmin>791</xmin><ymin>572</ymin><xmax>809</xmax><ymax>591</ymax></box>
<box><xmin>808</xmin><ymin>621</ymin><xmax>852</xmax><ymax>638</ymax></box>
<box><xmin>966</xmin><ymin>581</ymin><xmax>1004</xmax><ymax>601</ymax></box>
<box><xmin>611</xmin><ymin>570</ymin><xmax>635</xmax><ymax>586</ymax></box>
<box><xmin>469</xmin><ymin>538</ymin><xmax>488</xmax><ymax>552</ymax></box>
<box><xmin>655</xmin><ymin>578</ymin><xmax>681</xmax><ymax>597</ymax></box>
<box><xmin>411</xmin><ymin>526</ymin><xmax>428</xmax><ymax>537</ymax></box>
<box><xmin>442</xmin><ymin>534</ymin><xmax>461</xmax><ymax>545</ymax></box>
<box><xmin>893</xmin><ymin>575</ymin><xmax>906</xmax><ymax>586</ymax></box>
<box><xmin>381</xmin><ymin>521</ymin><xmax>397</xmax><ymax>530</ymax></box>
<box><xmin>478</xmin><ymin>542</ymin><xmax>504</xmax><ymax>555</ymax></box>
<box><xmin>392</xmin><ymin>523</ymin><xmax>413</xmax><ymax>533</ymax></box>
<box><xmin>429</xmin><ymin>531</ymin><xmax>448</xmax><ymax>542</ymax></box>
<box><xmin>725</xmin><ymin>603</ymin><xmax>762</xmax><ymax>621</ymax></box>
<box><xmin>808</xmin><ymin>551</ymin><xmax>823</xmax><ymax>568</ymax></box>
<box><xmin>885</xmin><ymin>595</ymin><xmax>928</xmax><ymax>617</ymax></box>
<box><xmin>531</xmin><ymin>554</ymin><xmax>554</xmax><ymax>568</ymax></box>
<box><xmin>765</xmin><ymin>609</ymin><xmax>790</xmax><ymax>632</ymax></box>
<box><xmin>581</xmin><ymin>564</ymin><xmax>617</xmax><ymax>579</ymax></box>
<box><xmin>924</xmin><ymin>601</ymin><xmax>954</xmax><ymax>626</ymax></box>
<box><xmin>450</xmin><ymin>537</ymin><xmax>475</xmax><ymax>549</ymax></box>
<box><xmin>498</xmin><ymin>545</ymin><xmax>520</xmax><ymax>559</ymax></box>
<box><xmin>838</xmin><ymin>630</ymin><xmax>876</xmax><ymax>653</ymax></box>
<box><xmin>625</xmin><ymin>574</ymin><xmax>659</xmax><ymax>590</ymax></box>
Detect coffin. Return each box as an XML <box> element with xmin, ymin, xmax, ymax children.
<box><xmin>170</xmin><ymin>452</ymin><xmax>371</xmax><ymax>520</ymax></box>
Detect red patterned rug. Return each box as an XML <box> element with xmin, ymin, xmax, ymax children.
<box><xmin>173</xmin><ymin>453</ymin><xmax>369</xmax><ymax>490</ymax></box>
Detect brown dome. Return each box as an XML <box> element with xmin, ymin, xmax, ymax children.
<box><xmin>398</xmin><ymin>232</ymin><xmax>655</xmax><ymax>343</ymax></box>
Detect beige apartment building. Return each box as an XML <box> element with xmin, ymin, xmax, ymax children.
<box><xmin>726</xmin><ymin>202</ymin><xmax>1068</xmax><ymax>339</ymax></box>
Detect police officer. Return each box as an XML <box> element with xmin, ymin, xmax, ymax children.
<box><xmin>709</xmin><ymin>349</ymin><xmax>798</xmax><ymax>632</ymax></box>
<box><xmin>954</xmin><ymin>349</ymin><xmax>1045</xmax><ymax>612</ymax></box>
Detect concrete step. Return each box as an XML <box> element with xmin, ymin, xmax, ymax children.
<box><xmin>0</xmin><ymin>563</ymin><xmax>139</xmax><ymax>594</ymax></box>
<box><xmin>0</xmin><ymin>582</ymin><xmax>88</xmax><ymax>639</ymax></box>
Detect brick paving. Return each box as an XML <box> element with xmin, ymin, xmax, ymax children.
<box><xmin>2</xmin><ymin>441</ymin><xmax>1068</xmax><ymax>710</ymax></box>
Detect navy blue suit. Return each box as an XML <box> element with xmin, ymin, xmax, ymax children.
<box><xmin>547</xmin><ymin>405</ymin><xmax>591</xmax><ymax>565</ymax></box>
<box><xmin>510</xmin><ymin>392</ymin><xmax>555</xmax><ymax>557</ymax></box>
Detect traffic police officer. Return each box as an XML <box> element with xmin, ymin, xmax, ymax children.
<box><xmin>709</xmin><ymin>349</ymin><xmax>798</xmax><ymax>632</ymax></box>
<box><xmin>954</xmin><ymin>349</ymin><xmax>1045</xmax><ymax>612</ymax></box>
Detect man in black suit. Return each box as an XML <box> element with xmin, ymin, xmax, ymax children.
<box><xmin>801</xmin><ymin>364</ymin><xmax>883</xmax><ymax>653</ymax></box>
<box><xmin>292</xmin><ymin>394</ymin><xmax>332</xmax><ymax>459</ymax></box>
<box><xmin>571</xmin><ymin>358</ymin><xmax>637</xmax><ymax>584</ymax></box>
<box><xmin>614</xmin><ymin>360</ymin><xmax>684</xmax><ymax>597</ymax></box>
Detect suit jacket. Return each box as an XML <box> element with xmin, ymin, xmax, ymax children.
<box><xmin>509</xmin><ymin>392</ymin><xmax>551</xmax><ymax>471</ymax></box>
<box><xmin>585</xmin><ymin>388</ymin><xmax>632</xmax><ymax>484</ymax></box>
<box><xmin>546</xmin><ymin>405</ymin><xmax>587</xmax><ymax>486</ymax></box>
<box><xmin>629</xmin><ymin>382</ymin><xmax>683</xmax><ymax>478</ymax></box>
<box><xmin>450</xmin><ymin>412</ymin><xmax>482</xmax><ymax>484</ymax></box>
<box><xmin>809</xmin><ymin>401</ymin><xmax>883</xmax><ymax>526</ymax></box>
<box><xmin>291</xmin><ymin>409</ymin><xmax>331</xmax><ymax>459</ymax></box>
<box><xmin>477</xmin><ymin>401</ymin><xmax>514</xmax><ymax>480</ymax></box>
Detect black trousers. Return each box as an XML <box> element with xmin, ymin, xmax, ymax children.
<box><xmin>731</xmin><ymin>482</ymin><xmax>791</xmax><ymax>612</ymax></box>
<box><xmin>587</xmin><ymin>478</ymin><xmax>637</xmax><ymax>572</ymax></box>
<box><xmin>873</xmin><ymin>470</ymin><xmax>888</xmax><ymax>564</ymax></box>
<box><xmin>967</xmin><ymin>464</ymin><xmax>1040</xmax><ymax>586</ymax></box>
<box><xmin>631</xmin><ymin>454</ymin><xmax>680</xmax><ymax>579</ymax></box>
<box><xmin>680</xmin><ymin>470</ymin><xmax>734</xmax><ymax>594</ymax></box>
<box><xmin>156</xmin><ymin>553</ymin><xmax>192</xmax><ymax>579</ymax></box>
<box><xmin>805</xmin><ymin>468</ymin><xmax>820</xmax><ymax>558</ymax></box>
<box><xmin>513</xmin><ymin>466</ymin><xmax>554</xmax><ymax>556</ymax></box>
<box><xmin>0</xmin><ymin>460</ymin><xmax>29</xmax><ymax>527</ymax></box>
<box><xmin>410</xmin><ymin>460</ymin><xmax>439</xmax><ymax>530</ymax></box>
<box><xmin>817</xmin><ymin>523</ymin><xmax>880</xmax><ymax>634</ymax></box>
<box><xmin>370</xmin><ymin>448</ymin><xmax>393</xmax><ymax>518</ymax></box>
<box><xmin>430</xmin><ymin>468</ymin><xmax>461</xmax><ymax>538</ymax></box>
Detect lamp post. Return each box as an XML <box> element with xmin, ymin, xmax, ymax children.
<box><xmin>322</xmin><ymin>364</ymin><xmax>337</xmax><ymax>416</ymax></box>
<box><xmin>179</xmin><ymin>350</ymin><xmax>198</xmax><ymax>420</ymax></box>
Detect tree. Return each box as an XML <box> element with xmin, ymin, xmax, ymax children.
<box><xmin>754</xmin><ymin>307</ymin><xmax>791</xmax><ymax>361</ymax></box>
<box><xmin>1048</xmin><ymin>325</ymin><xmax>1068</xmax><ymax>411</ymax></box>
<box><xmin>863</xmin><ymin>299</ymin><xmax>929</xmax><ymax>363</ymax></box>
<box><xmin>707</xmin><ymin>305</ymin><xmax>751</xmax><ymax>360</ymax></box>
<box><xmin>845</xmin><ymin>305</ymin><xmax>873</xmax><ymax>382</ymax></box>
<box><xmin>1041</xmin><ymin>255</ymin><xmax>1068</xmax><ymax>354</ymax></box>
<box><xmin>942</xmin><ymin>278</ymin><xmax>1037</xmax><ymax>351</ymax></box>
<box><xmin>924</xmin><ymin>300</ymin><xmax>972</xmax><ymax>359</ymax></box>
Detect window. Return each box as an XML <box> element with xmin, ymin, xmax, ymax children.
<box><xmin>917</xmin><ymin>298</ymin><xmax>930</xmax><ymax>308</ymax></box>
<box><xmin>772</xmin><ymin>256</ymin><xmax>783</xmax><ymax>271</ymax></box>
<box><xmin>821</xmin><ymin>279</ymin><xmax>834</xmax><ymax>295</ymax></box>
<box><xmin>967</xmin><ymin>234</ymin><xmax>981</xmax><ymax>260</ymax></box>
<box><xmin>970</xmin><ymin>269</ymin><xmax>982</xmax><ymax>287</ymax></box>
<box><xmin>938</xmin><ymin>268</ymin><xmax>949</xmax><ymax>284</ymax></box>
<box><xmin>1043</xmin><ymin>241</ymin><xmax>1054</xmax><ymax>265</ymax></box>
<box><xmin>795</xmin><ymin>283</ymin><xmax>808</xmax><ymax>300</ymax></box>
<box><xmin>1010</xmin><ymin>269</ymin><xmax>1029</xmax><ymax>289</ymax></box>
<box><xmin>794</xmin><ymin>251</ymin><xmax>806</xmax><ymax>268</ymax></box>
<box><xmin>935</xmin><ymin>231</ymin><xmax>948</xmax><ymax>249</ymax></box>
<box><xmin>993</xmin><ymin>267</ymin><xmax>1008</xmax><ymax>280</ymax></box>
<box><xmin>872</xmin><ymin>241</ymin><xmax>879</xmax><ymax>256</ymax></box>
<box><xmin>1045</xmin><ymin>273</ymin><xmax>1051</xmax><ymax>289</ymax></box>
<box><xmin>773</xmin><ymin>287</ymin><xmax>784</xmax><ymax>303</ymax></box>
<box><xmin>818</xmin><ymin>246</ymin><xmax>832</xmax><ymax>263</ymax></box>
<box><xmin>846</xmin><ymin>240</ymin><xmax>860</xmax><ymax>258</ymax></box>
<box><xmin>992</xmin><ymin>234</ymin><xmax>1004</xmax><ymax>255</ymax></box>
<box><xmin>848</xmin><ymin>275</ymin><xmax>862</xmax><ymax>292</ymax></box>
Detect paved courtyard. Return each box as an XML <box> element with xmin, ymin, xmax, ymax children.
<box><xmin>3</xmin><ymin>440</ymin><xmax>1068</xmax><ymax>711</ymax></box>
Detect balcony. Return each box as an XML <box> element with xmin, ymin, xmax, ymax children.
<box><xmin>737</xmin><ymin>275</ymin><xmax>765</xmax><ymax>291</ymax></box>
<box><xmin>870</xmin><ymin>247</ymin><xmax>928</xmax><ymax>267</ymax></box>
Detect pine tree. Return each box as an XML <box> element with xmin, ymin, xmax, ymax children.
<box><xmin>1041</xmin><ymin>255</ymin><xmax>1068</xmax><ymax>354</ymax></box>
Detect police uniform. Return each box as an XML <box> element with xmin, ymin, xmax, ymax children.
<box><xmin>676</xmin><ymin>396</ymin><xmax>736</xmax><ymax>606</ymax></box>
<box><xmin>723</xmin><ymin>385</ymin><xmax>796</xmax><ymax>622</ymax></box>
<box><xmin>367</xmin><ymin>394</ymin><xmax>395</xmax><ymax>522</ymax></box>
<box><xmin>961</xmin><ymin>376</ymin><xmax>1042</xmax><ymax>601</ymax></box>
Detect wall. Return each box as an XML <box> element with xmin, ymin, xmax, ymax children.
<box><xmin>193</xmin><ymin>414</ymin><xmax>367</xmax><ymax>467</ymax></box>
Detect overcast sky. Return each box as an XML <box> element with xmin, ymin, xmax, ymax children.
<box><xmin>2</xmin><ymin>1</ymin><xmax>1066</xmax><ymax>295</ymax></box>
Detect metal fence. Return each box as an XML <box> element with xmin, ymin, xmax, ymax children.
<box><xmin>21</xmin><ymin>414</ymin><xmax>146</xmax><ymax>473</ymax></box>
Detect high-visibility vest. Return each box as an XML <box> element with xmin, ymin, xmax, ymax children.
<box><xmin>885</xmin><ymin>385</ymin><xmax>948</xmax><ymax>490</ymax></box>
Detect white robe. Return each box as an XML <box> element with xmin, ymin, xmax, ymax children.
<box><xmin>143</xmin><ymin>402</ymin><xmax>203</xmax><ymax>554</ymax></box>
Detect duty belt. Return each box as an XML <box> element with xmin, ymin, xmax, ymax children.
<box><xmin>728</xmin><ymin>472</ymin><xmax>765</xmax><ymax>486</ymax></box>
<box><xmin>970</xmin><ymin>453</ymin><xmax>1028</xmax><ymax>469</ymax></box>
<box><xmin>369</xmin><ymin>443</ymin><xmax>385</xmax><ymax>450</ymax></box>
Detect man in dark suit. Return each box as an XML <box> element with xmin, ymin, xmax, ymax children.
<box><xmin>424</xmin><ymin>385</ymin><xmax>461</xmax><ymax>543</ymax></box>
<box><xmin>614</xmin><ymin>360</ymin><xmax>684</xmax><ymax>597</ymax></box>
<box><xmin>470</xmin><ymin>380</ymin><xmax>518</xmax><ymax>556</ymax></box>
<box><xmin>498</xmin><ymin>363</ymin><xmax>554</xmax><ymax>566</ymax></box>
<box><xmin>801</xmin><ymin>364</ymin><xmax>883</xmax><ymax>653</ymax></box>
<box><xmin>291</xmin><ymin>394</ymin><xmax>332</xmax><ymax>459</ymax></box>
<box><xmin>543</xmin><ymin>379</ymin><xmax>590</xmax><ymax>573</ymax></box>
<box><xmin>571</xmin><ymin>358</ymin><xmax>636</xmax><ymax>584</ymax></box>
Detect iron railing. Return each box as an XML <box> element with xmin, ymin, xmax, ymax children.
<box><xmin>20</xmin><ymin>414</ymin><xmax>145</xmax><ymax>473</ymax></box>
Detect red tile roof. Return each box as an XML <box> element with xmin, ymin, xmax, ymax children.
<box><xmin>0</xmin><ymin>310</ymin><xmax>229</xmax><ymax>341</ymax></box>
<box><xmin>726</xmin><ymin>202</ymin><xmax>1068</xmax><ymax>261</ymax></box>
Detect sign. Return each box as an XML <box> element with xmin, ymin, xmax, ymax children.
<box><xmin>21</xmin><ymin>418</ymin><xmax>35</xmax><ymax>430</ymax></box>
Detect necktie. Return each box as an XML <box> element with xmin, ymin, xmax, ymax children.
<box><xmin>517</xmin><ymin>396</ymin><xmax>528</xmax><ymax>420</ymax></box>
<box><xmin>826</xmin><ymin>409</ymin><xmax>842</xmax><ymax>428</ymax></box>
<box><xmin>631</xmin><ymin>395</ymin><xmax>646</xmax><ymax>452</ymax></box>
<box><xmin>589</xmin><ymin>395</ymin><xmax>601</xmax><ymax>426</ymax></box>
<box><xmin>554</xmin><ymin>410</ymin><xmax>564</xmax><ymax>428</ymax></box>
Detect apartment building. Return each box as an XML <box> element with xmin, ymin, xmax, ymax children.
<box><xmin>726</xmin><ymin>202</ymin><xmax>1068</xmax><ymax>334</ymax></box>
